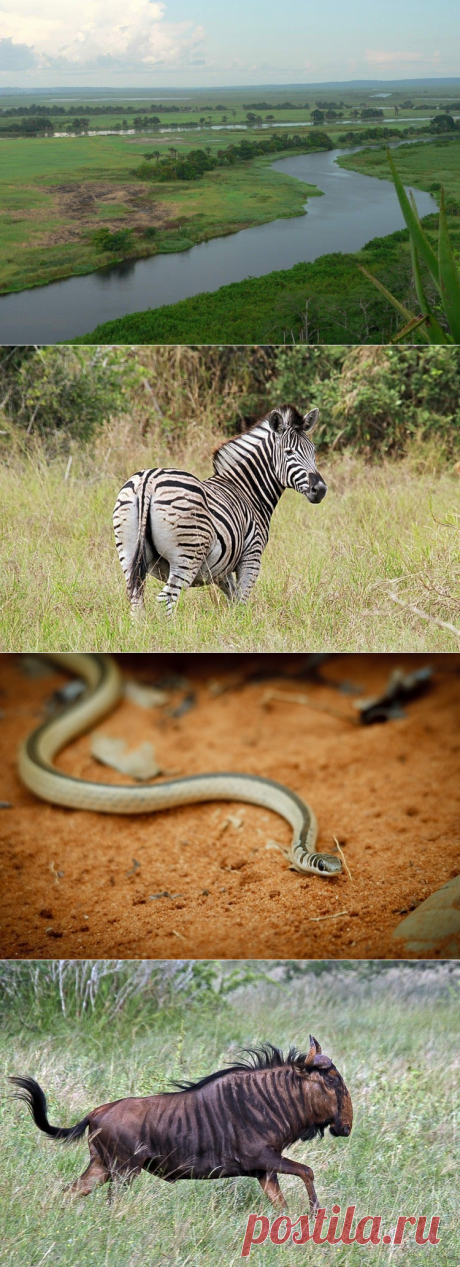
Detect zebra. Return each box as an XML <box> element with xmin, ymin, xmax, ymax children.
<box><xmin>113</xmin><ymin>403</ymin><xmax>327</xmax><ymax>615</ymax></box>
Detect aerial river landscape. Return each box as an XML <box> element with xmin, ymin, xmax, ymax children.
<box><xmin>0</xmin><ymin>143</ymin><xmax>437</xmax><ymax>342</ymax></box>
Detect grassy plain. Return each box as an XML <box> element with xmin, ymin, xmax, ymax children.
<box><xmin>0</xmin><ymin>136</ymin><xmax>319</xmax><ymax>294</ymax></box>
<box><xmin>1</xmin><ymin>434</ymin><xmax>459</xmax><ymax>653</ymax></box>
<box><xmin>79</xmin><ymin>137</ymin><xmax>460</xmax><ymax>345</ymax></box>
<box><xmin>338</xmin><ymin>135</ymin><xmax>460</xmax><ymax>200</ymax></box>
<box><xmin>0</xmin><ymin>964</ymin><xmax>457</xmax><ymax>1267</ymax></box>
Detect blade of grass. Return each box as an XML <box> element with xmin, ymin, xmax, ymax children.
<box><xmin>408</xmin><ymin>235</ymin><xmax>452</xmax><ymax>342</ymax></box>
<box><xmin>390</xmin><ymin>314</ymin><xmax>430</xmax><ymax>344</ymax></box>
<box><xmin>357</xmin><ymin>264</ymin><xmax>430</xmax><ymax>341</ymax></box>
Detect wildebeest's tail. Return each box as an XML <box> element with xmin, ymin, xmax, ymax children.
<box><xmin>9</xmin><ymin>1076</ymin><xmax>89</xmax><ymax>1143</ymax></box>
<box><xmin>127</xmin><ymin>473</ymin><xmax>155</xmax><ymax>602</ymax></box>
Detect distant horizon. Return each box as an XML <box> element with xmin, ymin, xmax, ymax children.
<box><xmin>1</xmin><ymin>76</ymin><xmax>460</xmax><ymax>97</ymax></box>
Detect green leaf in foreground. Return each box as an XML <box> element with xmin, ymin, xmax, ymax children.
<box><xmin>386</xmin><ymin>148</ymin><xmax>440</xmax><ymax>288</ymax></box>
<box><xmin>438</xmin><ymin>187</ymin><xmax>460</xmax><ymax>343</ymax></box>
<box><xmin>358</xmin><ymin>153</ymin><xmax>460</xmax><ymax>343</ymax></box>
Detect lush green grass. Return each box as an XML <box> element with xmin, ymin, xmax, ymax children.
<box><xmin>1</xmin><ymin>446</ymin><xmax>459</xmax><ymax>652</ymax></box>
<box><xmin>0</xmin><ymin>134</ymin><xmax>321</xmax><ymax>295</ymax></box>
<box><xmin>1</xmin><ymin>964</ymin><xmax>457</xmax><ymax>1267</ymax></box>
<box><xmin>78</xmin><ymin>137</ymin><xmax>460</xmax><ymax>346</ymax></box>
<box><xmin>337</xmin><ymin>135</ymin><xmax>460</xmax><ymax>202</ymax></box>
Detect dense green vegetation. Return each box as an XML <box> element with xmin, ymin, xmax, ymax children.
<box><xmin>0</xmin><ymin>961</ymin><xmax>457</xmax><ymax>1266</ymax></box>
<box><xmin>3</xmin><ymin>344</ymin><xmax>460</xmax><ymax>452</ymax></box>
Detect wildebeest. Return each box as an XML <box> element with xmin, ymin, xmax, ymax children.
<box><xmin>10</xmin><ymin>1036</ymin><xmax>352</xmax><ymax>1209</ymax></box>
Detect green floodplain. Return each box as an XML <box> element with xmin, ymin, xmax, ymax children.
<box><xmin>0</xmin><ymin>82</ymin><xmax>460</xmax><ymax>341</ymax></box>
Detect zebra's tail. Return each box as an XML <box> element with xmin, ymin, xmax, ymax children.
<box><xmin>127</xmin><ymin>476</ymin><xmax>154</xmax><ymax>601</ymax></box>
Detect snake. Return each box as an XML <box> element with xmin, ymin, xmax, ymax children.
<box><xmin>18</xmin><ymin>654</ymin><xmax>342</xmax><ymax>878</ymax></box>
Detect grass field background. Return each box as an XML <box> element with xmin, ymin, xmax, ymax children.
<box><xmin>0</xmin><ymin>961</ymin><xmax>457</xmax><ymax>1266</ymax></box>
<box><xmin>1</xmin><ymin>434</ymin><xmax>459</xmax><ymax>652</ymax></box>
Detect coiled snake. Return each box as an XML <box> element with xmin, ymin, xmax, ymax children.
<box><xmin>19</xmin><ymin>654</ymin><xmax>342</xmax><ymax>878</ymax></box>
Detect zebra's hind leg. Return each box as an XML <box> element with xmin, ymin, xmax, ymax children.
<box><xmin>157</xmin><ymin>556</ymin><xmax>207</xmax><ymax>615</ymax></box>
<box><xmin>216</xmin><ymin>574</ymin><xmax>238</xmax><ymax>603</ymax></box>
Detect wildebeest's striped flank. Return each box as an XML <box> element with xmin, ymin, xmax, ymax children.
<box><xmin>10</xmin><ymin>1036</ymin><xmax>352</xmax><ymax>1208</ymax></box>
<box><xmin>113</xmin><ymin>404</ymin><xmax>327</xmax><ymax>615</ymax></box>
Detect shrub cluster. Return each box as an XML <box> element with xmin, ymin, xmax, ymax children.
<box><xmin>2</xmin><ymin>345</ymin><xmax>460</xmax><ymax>456</ymax></box>
<box><xmin>274</xmin><ymin>345</ymin><xmax>460</xmax><ymax>455</ymax></box>
<box><xmin>135</xmin><ymin>131</ymin><xmax>333</xmax><ymax>183</ymax></box>
<box><xmin>92</xmin><ymin>228</ymin><xmax>135</xmax><ymax>253</ymax></box>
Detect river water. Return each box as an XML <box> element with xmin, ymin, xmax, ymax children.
<box><xmin>0</xmin><ymin>145</ymin><xmax>437</xmax><ymax>343</ymax></box>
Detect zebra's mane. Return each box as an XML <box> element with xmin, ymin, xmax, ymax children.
<box><xmin>212</xmin><ymin>419</ymin><xmax>270</xmax><ymax>475</ymax></box>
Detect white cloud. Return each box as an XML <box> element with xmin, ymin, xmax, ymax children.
<box><xmin>366</xmin><ymin>48</ymin><xmax>441</xmax><ymax>67</ymax></box>
<box><xmin>0</xmin><ymin>0</ymin><xmax>206</xmax><ymax>70</ymax></box>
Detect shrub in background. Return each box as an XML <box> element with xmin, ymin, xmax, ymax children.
<box><xmin>0</xmin><ymin>345</ymin><xmax>141</xmax><ymax>444</ymax></box>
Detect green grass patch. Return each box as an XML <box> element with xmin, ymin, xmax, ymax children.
<box><xmin>0</xmin><ymin>963</ymin><xmax>457</xmax><ymax>1266</ymax></box>
<box><xmin>337</xmin><ymin>136</ymin><xmax>460</xmax><ymax>203</ymax></box>
<box><xmin>1</xmin><ymin>447</ymin><xmax>459</xmax><ymax>653</ymax></box>
<box><xmin>0</xmin><ymin>136</ymin><xmax>320</xmax><ymax>295</ymax></box>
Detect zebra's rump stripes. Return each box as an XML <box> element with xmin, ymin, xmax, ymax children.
<box><xmin>113</xmin><ymin>404</ymin><xmax>327</xmax><ymax>614</ymax></box>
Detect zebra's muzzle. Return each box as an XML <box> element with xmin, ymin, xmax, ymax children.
<box><xmin>305</xmin><ymin>476</ymin><xmax>327</xmax><ymax>504</ymax></box>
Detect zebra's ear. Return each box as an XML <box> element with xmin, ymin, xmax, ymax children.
<box><xmin>302</xmin><ymin>408</ymin><xmax>319</xmax><ymax>433</ymax></box>
<box><xmin>267</xmin><ymin>409</ymin><xmax>285</xmax><ymax>434</ymax></box>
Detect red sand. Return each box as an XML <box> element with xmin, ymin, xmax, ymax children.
<box><xmin>1</xmin><ymin>653</ymin><xmax>459</xmax><ymax>960</ymax></box>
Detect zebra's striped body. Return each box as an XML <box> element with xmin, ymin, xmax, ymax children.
<box><xmin>113</xmin><ymin>404</ymin><xmax>327</xmax><ymax>614</ymax></box>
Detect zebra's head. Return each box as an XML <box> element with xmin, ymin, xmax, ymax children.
<box><xmin>267</xmin><ymin>404</ymin><xmax>327</xmax><ymax>504</ymax></box>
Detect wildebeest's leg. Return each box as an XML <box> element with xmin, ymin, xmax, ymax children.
<box><xmin>252</xmin><ymin>1151</ymin><xmax>319</xmax><ymax>1213</ymax></box>
<box><xmin>258</xmin><ymin>1173</ymin><xmax>287</xmax><ymax>1209</ymax></box>
<box><xmin>64</xmin><ymin>1156</ymin><xmax>110</xmax><ymax>1198</ymax></box>
<box><xmin>275</xmin><ymin>1157</ymin><xmax>319</xmax><ymax>1212</ymax></box>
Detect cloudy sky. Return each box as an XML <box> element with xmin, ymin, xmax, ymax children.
<box><xmin>0</xmin><ymin>0</ymin><xmax>458</xmax><ymax>87</ymax></box>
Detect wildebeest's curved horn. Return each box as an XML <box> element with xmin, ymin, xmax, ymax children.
<box><xmin>305</xmin><ymin>1036</ymin><xmax>317</xmax><ymax>1066</ymax></box>
<box><xmin>313</xmin><ymin>1054</ymin><xmax>333</xmax><ymax>1069</ymax></box>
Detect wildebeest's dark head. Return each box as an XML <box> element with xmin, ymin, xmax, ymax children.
<box><xmin>291</xmin><ymin>1035</ymin><xmax>353</xmax><ymax>1141</ymax></box>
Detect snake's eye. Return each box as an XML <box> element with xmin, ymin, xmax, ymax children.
<box><xmin>318</xmin><ymin>860</ymin><xmax>326</xmax><ymax>871</ymax></box>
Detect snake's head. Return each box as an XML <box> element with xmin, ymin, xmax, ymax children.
<box><xmin>312</xmin><ymin>853</ymin><xmax>342</xmax><ymax>876</ymax></box>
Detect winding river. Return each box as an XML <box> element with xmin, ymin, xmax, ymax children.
<box><xmin>0</xmin><ymin>145</ymin><xmax>437</xmax><ymax>343</ymax></box>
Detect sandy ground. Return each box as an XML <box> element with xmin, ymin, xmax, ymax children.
<box><xmin>0</xmin><ymin>653</ymin><xmax>459</xmax><ymax>961</ymax></box>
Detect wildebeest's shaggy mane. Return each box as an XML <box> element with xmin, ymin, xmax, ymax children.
<box><xmin>171</xmin><ymin>1043</ymin><xmax>337</xmax><ymax>1093</ymax></box>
